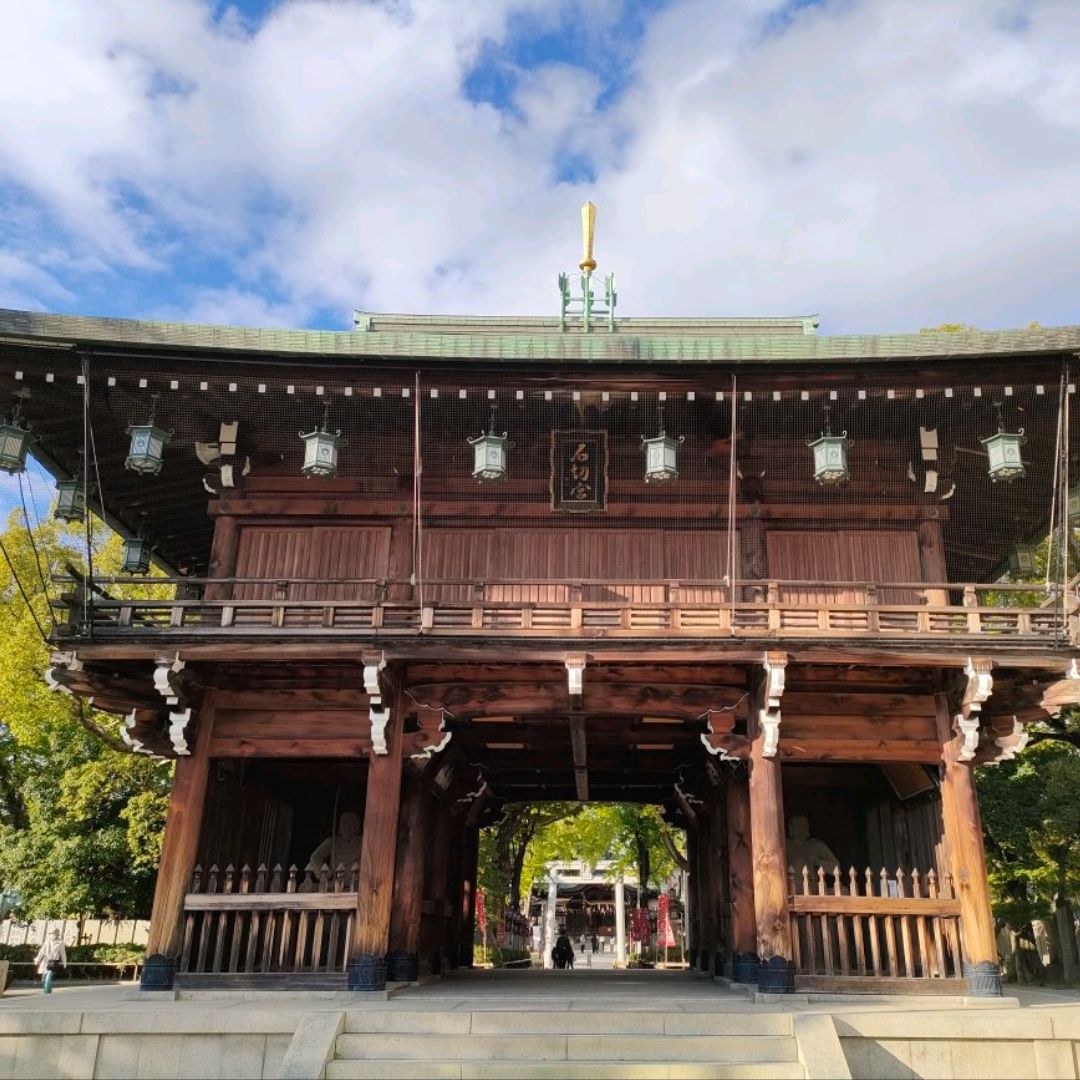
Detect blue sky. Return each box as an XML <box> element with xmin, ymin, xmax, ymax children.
<box><xmin>0</xmin><ymin>0</ymin><xmax>1078</xmax><ymax>339</ymax></box>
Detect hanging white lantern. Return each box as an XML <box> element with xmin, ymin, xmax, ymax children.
<box><xmin>1009</xmin><ymin>542</ymin><xmax>1037</xmax><ymax>577</ymax></box>
<box><xmin>468</xmin><ymin>406</ymin><xmax>511</xmax><ymax>482</ymax></box>
<box><xmin>808</xmin><ymin>406</ymin><xmax>850</xmax><ymax>485</ymax></box>
<box><xmin>641</xmin><ymin>406</ymin><xmax>683</xmax><ymax>483</ymax></box>
<box><xmin>299</xmin><ymin>402</ymin><xmax>342</xmax><ymax>477</ymax></box>
<box><xmin>0</xmin><ymin>403</ymin><xmax>31</xmax><ymax>475</ymax></box>
<box><xmin>809</xmin><ymin>432</ymin><xmax>850</xmax><ymax>485</ymax></box>
<box><xmin>981</xmin><ymin>428</ymin><xmax>1025</xmax><ymax>483</ymax></box>
<box><xmin>125</xmin><ymin>395</ymin><xmax>171</xmax><ymax>476</ymax></box>
<box><xmin>121</xmin><ymin>536</ymin><xmax>152</xmax><ymax>575</ymax></box>
<box><xmin>642</xmin><ymin>433</ymin><xmax>683</xmax><ymax>482</ymax></box>
<box><xmin>470</xmin><ymin>431</ymin><xmax>509</xmax><ymax>481</ymax></box>
<box><xmin>54</xmin><ymin>478</ymin><xmax>86</xmax><ymax>523</ymax></box>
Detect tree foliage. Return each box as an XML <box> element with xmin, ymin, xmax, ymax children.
<box><xmin>477</xmin><ymin>802</ymin><xmax>687</xmax><ymax>917</ymax></box>
<box><xmin>978</xmin><ymin>741</ymin><xmax>1080</xmax><ymax>929</ymax></box>
<box><xmin>0</xmin><ymin>508</ymin><xmax>171</xmax><ymax>918</ymax></box>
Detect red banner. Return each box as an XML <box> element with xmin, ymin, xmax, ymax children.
<box><xmin>476</xmin><ymin>888</ymin><xmax>487</xmax><ymax>937</ymax></box>
<box><xmin>658</xmin><ymin>893</ymin><xmax>676</xmax><ymax>948</ymax></box>
<box><xmin>629</xmin><ymin>908</ymin><xmax>650</xmax><ymax>943</ymax></box>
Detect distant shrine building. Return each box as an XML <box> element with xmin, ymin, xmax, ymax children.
<box><xmin>4</xmin><ymin>208</ymin><xmax>1080</xmax><ymax>995</ymax></box>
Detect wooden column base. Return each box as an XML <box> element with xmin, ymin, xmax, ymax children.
<box><xmin>964</xmin><ymin>961</ymin><xmax>1003</xmax><ymax>997</ymax></box>
<box><xmin>347</xmin><ymin>954</ymin><xmax>387</xmax><ymax>991</ymax></box>
<box><xmin>732</xmin><ymin>952</ymin><xmax>759</xmax><ymax>985</ymax></box>
<box><xmin>139</xmin><ymin>954</ymin><xmax>176</xmax><ymax>991</ymax></box>
<box><xmin>386</xmin><ymin>951</ymin><xmax>420</xmax><ymax>983</ymax></box>
<box><xmin>757</xmin><ymin>956</ymin><xmax>795</xmax><ymax>993</ymax></box>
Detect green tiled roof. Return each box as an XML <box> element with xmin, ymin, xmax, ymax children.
<box><xmin>1</xmin><ymin>308</ymin><xmax>1078</xmax><ymax>366</ymax></box>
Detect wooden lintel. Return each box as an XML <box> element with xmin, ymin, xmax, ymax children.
<box><xmin>66</xmin><ymin>639</ymin><xmax>1078</xmax><ymax>670</ymax></box>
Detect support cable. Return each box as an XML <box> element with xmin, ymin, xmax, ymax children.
<box><xmin>0</xmin><ymin>535</ymin><xmax>49</xmax><ymax>643</ymax></box>
<box><xmin>17</xmin><ymin>472</ymin><xmax>57</xmax><ymax>628</ymax></box>
<box><xmin>81</xmin><ymin>354</ymin><xmax>94</xmax><ymax>636</ymax></box>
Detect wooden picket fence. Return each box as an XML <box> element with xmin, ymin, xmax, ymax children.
<box><xmin>788</xmin><ymin>864</ymin><xmax>965</xmax><ymax>992</ymax></box>
<box><xmin>178</xmin><ymin>862</ymin><xmax>358</xmax><ymax>983</ymax></box>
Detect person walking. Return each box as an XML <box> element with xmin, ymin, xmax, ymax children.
<box><xmin>34</xmin><ymin>929</ymin><xmax>67</xmax><ymax>993</ymax></box>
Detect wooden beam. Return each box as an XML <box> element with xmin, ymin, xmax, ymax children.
<box><xmin>349</xmin><ymin>683</ymin><xmax>405</xmax><ymax>990</ymax></box>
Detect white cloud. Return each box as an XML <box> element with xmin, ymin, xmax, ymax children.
<box><xmin>0</xmin><ymin>0</ymin><xmax>1079</xmax><ymax>332</ymax></box>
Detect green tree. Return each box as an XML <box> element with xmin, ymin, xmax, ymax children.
<box><xmin>978</xmin><ymin>741</ymin><xmax>1080</xmax><ymax>982</ymax></box>
<box><xmin>0</xmin><ymin>508</ymin><xmax>171</xmax><ymax>918</ymax></box>
<box><xmin>525</xmin><ymin>803</ymin><xmax>685</xmax><ymax>905</ymax></box>
<box><xmin>477</xmin><ymin>802</ymin><xmax>580</xmax><ymax>917</ymax></box>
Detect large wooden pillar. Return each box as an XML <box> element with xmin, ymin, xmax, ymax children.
<box><xmin>423</xmin><ymin>797</ymin><xmax>453</xmax><ymax>976</ymax></box>
<box><xmin>749</xmin><ymin>674</ymin><xmax>794</xmax><ymax>992</ymax></box>
<box><xmin>386</xmin><ymin>774</ymin><xmax>428</xmax><ymax>982</ymax></box>
<box><xmin>458</xmin><ymin>823</ymin><xmax>480</xmax><ymax>968</ymax></box>
<box><xmin>707</xmin><ymin>795</ymin><xmax>728</xmax><ymax>977</ymax></box>
<box><xmin>141</xmin><ymin>696</ymin><xmax>215</xmax><ymax>989</ymax></box>
<box><xmin>348</xmin><ymin>689</ymin><xmax>405</xmax><ymax>990</ymax></box>
<box><xmin>726</xmin><ymin>767</ymin><xmax>758</xmax><ymax>983</ymax></box>
<box><xmin>444</xmin><ymin>813</ymin><xmax>466</xmax><ymax>971</ymax></box>
<box><xmin>696</xmin><ymin>808</ymin><xmax>719</xmax><ymax>975</ymax></box>
<box><xmin>936</xmin><ymin>692</ymin><xmax>1002</xmax><ymax>996</ymax></box>
<box><xmin>685</xmin><ymin>825</ymin><xmax>700</xmax><ymax>970</ymax></box>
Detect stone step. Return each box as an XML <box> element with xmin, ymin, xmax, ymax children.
<box><xmin>342</xmin><ymin>1010</ymin><xmax>792</xmax><ymax>1037</ymax></box>
<box><xmin>325</xmin><ymin>1060</ymin><xmax>805</xmax><ymax>1080</ymax></box>
<box><xmin>333</xmin><ymin>1033</ymin><xmax>799</xmax><ymax>1064</ymax></box>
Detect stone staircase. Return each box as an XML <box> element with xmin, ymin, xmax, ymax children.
<box><xmin>324</xmin><ymin>1008</ymin><xmax>804</xmax><ymax>1079</ymax></box>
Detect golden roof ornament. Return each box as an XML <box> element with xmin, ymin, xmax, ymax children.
<box><xmin>579</xmin><ymin>201</ymin><xmax>597</xmax><ymax>273</ymax></box>
<box><xmin>559</xmin><ymin>201</ymin><xmax>616</xmax><ymax>333</ymax></box>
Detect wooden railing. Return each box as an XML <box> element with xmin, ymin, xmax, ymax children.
<box><xmin>788</xmin><ymin>864</ymin><xmax>963</xmax><ymax>990</ymax></box>
<box><xmin>54</xmin><ymin>576</ymin><xmax>1070</xmax><ymax>647</ymax></box>
<box><xmin>178</xmin><ymin>862</ymin><xmax>357</xmax><ymax>980</ymax></box>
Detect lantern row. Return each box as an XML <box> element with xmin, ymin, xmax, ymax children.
<box><xmin>0</xmin><ymin>393</ymin><xmax>1034</xmax><ymax>492</ymax></box>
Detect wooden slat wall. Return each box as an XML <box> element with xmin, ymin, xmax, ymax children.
<box><xmin>864</xmin><ymin>795</ymin><xmax>946</xmax><ymax>879</ymax></box>
<box><xmin>766</xmin><ymin>530</ymin><xmax>923</xmax><ymax>603</ymax></box>
<box><xmin>424</xmin><ymin>528</ymin><xmax>732</xmax><ymax>602</ymax></box>
<box><xmin>233</xmin><ymin>525</ymin><xmax>391</xmax><ymax>600</ymax></box>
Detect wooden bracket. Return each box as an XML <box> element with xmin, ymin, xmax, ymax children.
<box><xmin>565</xmin><ymin>655</ymin><xmax>586</xmax><ymax>704</ymax></box>
<box><xmin>986</xmin><ymin>716</ymin><xmax>1029</xmax><ymax>764</ymax></box>
<box><xmin>45</xmin><ymin>650</ymin><xmax>82</xmax><ymax>694</ymax></box>
<box><xmin>168</xmin><ymin>709</ymin><xmax>194</xmax><ymax>757</ymax></box>
<box><xmin>370</xmin><ymin>705</ymin><xmax>391</xmax><ymax>755</ymax></box>
<box><xmin>364</xmin><ymin>652</ymin><xmax>391</xmax><ymax>756</ymax></box>
<box><xmin>154</xmin><ymin>652</ymin><xmax>186</xmax><ymax>708</ymax></box>
<box><xmin>953</xmin><ymin>656</ymin><xmax>993</xmax><ymax>761</ymax></box>
<box><xmin>673</xmin><ymin>781</ymin><xmax>701</xmax><ymax>828</ymax></box>
<box><xmin>1039</xmin><ymin>658</ymin><xmax>1080</xmax><ymax>718</ymax></box>
<box><xmin>759</xmin><ymin>651</ymin><xmax>788</xmax><ymax>758</ymax></box>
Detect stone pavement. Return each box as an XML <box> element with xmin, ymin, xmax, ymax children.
<box><xmin>2</xmin><ymin>972</ymin><xmax>1080</xmax><ymax>1079</ymax></box>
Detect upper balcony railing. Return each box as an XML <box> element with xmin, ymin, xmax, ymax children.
<box><xmin>52</xmin><ymin>576</ymin><xmax>1073</xmax><ymax>648</ymax></box>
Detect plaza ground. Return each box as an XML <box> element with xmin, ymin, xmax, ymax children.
<box><xmin>4</xmin><ymin>969</ymin><xmax>1080</xmax><ymax>1078</ymax></box>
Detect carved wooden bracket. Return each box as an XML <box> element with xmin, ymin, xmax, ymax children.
<box><xmin>153</xmin><ymin>653</ymin><xmax>185</xmax><ymax>706</ymax></box>
<box><xmin>45</xmin><ymin>650</ymin><xmax>82</xmax><ymax>694</ymax></box>
<box><xmin>700</xmin><ymin>708</ymin><xmax>747</xmax><ymax>761</ymax></box>
<box><xmin>953</xmin><ymin>656</ymin><xmax>993</xmax><ymax>762</ymax></box>
<box><xmin>363</xmin><ymin>652</ymin><xmax>390</xmax><ymax>755</ymax></box>
<box><xmin>409</xmin><ymin>708</ymin><xmax>453</xmax><ymax>761</ymax></box>
<box><xmin>759</xmin><ymin>651</ymin><xmax>788</xmax><ymax>759</ymax></box>
<box><xmin>1039</xmin><ymin>658</ymin><xmax>1080</xmax><ymax>718</ymax></box>
<box><xmin>565</xmin><ymin>655</ymin><xmax>586</xmax><ymax>703</ymax></box>
<box><xmin>991</xmin><ymin>717</ymin><xmax>1029</xmax><ymax>763</ymax></box>
<box><xmin>673</xmin><ymin>781</ymin><xmax>701</xmax><ymax>828</ymax></box>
